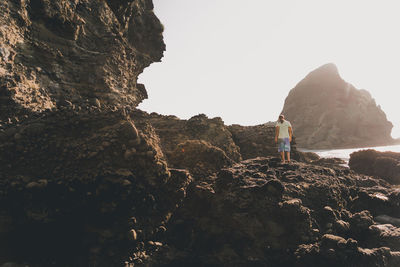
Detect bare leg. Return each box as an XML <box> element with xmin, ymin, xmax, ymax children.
<box><xmin>286</xmin><ymin>152</ymin><xmax>290</xmax><ymax>162</ymax></box>
<box><xmin>280</xmin><ymin>152</ymin><xmax>285</xmax><ymax>163</ymax></box>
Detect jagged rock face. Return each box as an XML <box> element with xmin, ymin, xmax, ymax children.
<box><xmin>132</xmin><ymin>111</ymin><xmax>316</xmax><ymax>177</ymax></box>
<box><xmin>349</xmin><ymin>149</ymin><xmax>400</xmax><ymax>184</ymax></box>
<box><xmin>228</xmin><ymin>122</ymin><xmax>277</xmax><ymax>159</ymax></box>
<box><xmin>281</xmin><ymin>63</ymin><xmax>394</xmax><ymax>149</ymax></box>
<box><xmin>150</xmin><ymin>158</ymin><xmax>400</xmax><ymax>266</ymax></box>
<box><xmin>0</xmin><ymin>109</ymin><xmax>192</xmax><ymax>266</ymax></box>
<box><xmin>0</xmin><ymin>1</ymin><xmax>172</xmax><ymax>265</ymax></box>
<box><xmin>133</xmin><ymin>111</ymin><xmax>243</xmax><ymax>163</ymax></box>
<box><xmin>0</xmin><ymin>0</ymin><xmax>164</xmax><ymax>119</ymax></box>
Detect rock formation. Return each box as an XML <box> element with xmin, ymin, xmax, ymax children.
<box><xmin>0</xmin><ymin>0</ymin><xmax>164</xmax><ymax>119</ymax></box>
<box><xmin>0</xmin><ymin>0</ymin><xmax>176</xmax><ymax>266</ymax></box>
<box><xmin>349</xmin><ymin>149</ymin><xmax>400</xmax><ymax>184</ymax></box>
<box><xmin>133</xmin><ymin>112</ymin><xmax>242</xmax><ymax>161</ymax></box>
<box><xmin>0</xmin><ymin>109</ymin><xmax>192</xmax><ymax>266</ymax></box>
<box><xmin>143</xmin><ymin>158</ymin><xmax>400</xmax><ymax>266</ymax></box>
<box><xmin>281</xmin><ymin>63</ymin><xmax>394</xmax><ymax>149</ymax></box>
<box><xmin>1</xmin><ymin>1</ymin><xmax>400</xmax><ymax>267</ymax></box>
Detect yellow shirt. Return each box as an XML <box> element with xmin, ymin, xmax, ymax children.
<box><xmin>276</xmin><ymin>120</ymin><xmax>292</xmax><ymax>139</ymax></box>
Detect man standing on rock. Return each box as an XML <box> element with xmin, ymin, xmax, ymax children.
<box><xmin>275</xmin><ymin>114</ymin><xmax>293</xmax><ymax>163</ymax></box>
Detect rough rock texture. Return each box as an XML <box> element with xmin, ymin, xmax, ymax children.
<box><xmin>167</xmin><ymin>139</ymin><xmax>235</xmax><ymax>179</ymax></box>
<box><xmin>132</xmin><ymin>111</ymin><xmax>310</xmax><ymax>176</ymax></box>
<box><xmin>310</xmin><ymin>157</ymin><xmax>347</xmax><ymax>168</ymax></box>
<box><xmin>130</xmin><ymin>111</ymin><xmax>243</xmax><ymax>176</ymax></box>
<box><xmin>0</xmin><ymin>0</ymin><xmax>176</xmax><ymax>266</ymax></box>
<box><xmin>137</xmin><ymin>112</ymin><xmax>243</xmax><ymax>163</ymax></box>
<box><xmin>0</xmin><ymin>108</ymin><xmax>192</xmax><ymax>266</ymax></box>
<box><xmin>349</xmin><ymin>149</ymin><xmax>400</xmax><ymax>184</ymax></box>
<box><xmin>145</xmin><ymin>158</ymin><xmax>400</xmax><ymax>266</ymax></box>
<box><xmin>0</xmin><ymin>0</ymin><xmax>164</xmax><ymax>120</ymax></box>
<box><xmin>281</xmin><ymin>63</ymin><xmax>394</xmax><ymax>149</ymax></box>
<box><xmin>2</xmin><ymin>1</ymin><xmax>400</xmax><ymax>267</ymax></box>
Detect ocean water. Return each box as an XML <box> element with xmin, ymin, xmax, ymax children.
<box><xmin>300</xmin><ymin>144</ymin><xmax>400</xmax><ymax>164</ymax></box>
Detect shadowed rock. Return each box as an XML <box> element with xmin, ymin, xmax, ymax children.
<box><xmin>1</xmin><ymin>1</ymin><xmax>400</xmax><ymax>267</ymax></box>
<box><xmin>147</xmin><ymin>158</ymin><xmax>400</xmax><ymax>266</ymax></box>
<box><xmin>349</xmin><ymin>149</ymin><xmax>400</xmax><ymax>184</ymax></box>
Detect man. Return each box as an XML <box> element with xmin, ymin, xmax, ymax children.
<box><xmin>275</xmin><ymin>114</ymin><xmax>293</xmax><ymax>163</ymax></box>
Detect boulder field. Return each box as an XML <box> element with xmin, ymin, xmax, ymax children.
<box><xmin>153</xmin><ymin>157</ymin><xmax>400</xmax><ymax>266</ymax></box>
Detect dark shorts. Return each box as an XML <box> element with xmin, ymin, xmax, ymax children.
<box><xmin>278</xmin><ymin>138</ymin><xmax>291</xmax><ymax>152</ymax></box>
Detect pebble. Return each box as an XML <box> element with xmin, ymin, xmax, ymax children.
<box><xmin>129</xmin><ymin>229</ymin><xmax>137</xmax><ymax>241</ymax></box>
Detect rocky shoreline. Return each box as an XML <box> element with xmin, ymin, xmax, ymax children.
<box><xmin>1</xmin><ymin>1</ymin><xmax>400</xmax><ymax>266</ymax></box>
<box><xmin>1</xmin><ymin>107</ymin><xmax>400</xmax><ymax>267</ymax></box>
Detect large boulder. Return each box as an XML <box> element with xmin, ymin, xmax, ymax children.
<box><xmin>349</xmin><ymin>149</ymin><xmax>400</xmax><ymax>184</ymax></box>
<box><xmin>167</xmin><ymin>139</ymin><xmax>235</xmax><ymax>178</ymax></box>
<box><xmin>281</xmin><ymin>63</ymin><xmax>394</xmax><ymax>149</ymax></box>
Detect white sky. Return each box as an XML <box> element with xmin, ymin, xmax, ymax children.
<box><xmin>138</xmin><ymin>0</ymin><xmax>400</xmax><ymax>138</ymax></box>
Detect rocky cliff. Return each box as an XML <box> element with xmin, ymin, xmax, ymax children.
<box><xmin>0</xmin><ymin>0</ymin><xmax>174</xmax><ymax>266</ymax></box>
<box><xmin>0</xmin><ymin>0</ymin><xmax>164</xmax><ymax>119</ymax></box>
<box><xmin>281</xmin><ymin>63</ymin><xmax>394</xmax><ymax>149</ymax></box>
<box><xmin>1</xmin><ymin>2</ymin><xmax>400</xmax><ymax>267</ymax></box>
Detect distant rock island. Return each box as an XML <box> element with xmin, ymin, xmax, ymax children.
<box><xmin>281</xmin><ymin>63</ymin><xmax>394</xmax><ymax>149</ymax></box>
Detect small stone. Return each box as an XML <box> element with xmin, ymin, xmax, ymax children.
<box><xmin>122</xmin><ymin>179</ymin><xmax>131</xmax><ymax>186</ymax></box>
<box><xmin>129</xmin><ymin>229</ymin><xmax>137</xmax><ymax>241</ymax></box>
<box><xmin>37</xmin><ymin>179</ymin><xmax>48</xmax><ymax>187</ymax></box>
<box><xmin>115</xmin><ymin>169</ymin><xmax>133</xmax><ymax>177</ymax></box>
<box><xmin>321</xmin><ymin>234</ymin><xmax>346</xmax><ymax>249</ymax></box>
<box><xmin>95</xmin><ymin>98</ymin><xmax>101</xmax><ymax>108</ymax></box>
<box><xmin>337</xmin><ymin>239</ymin><xmax>346</xmax><ymax>249</ymax></box>
<box><xmin>26</xmin><ymin>181</ymin><xmax>39</xmax><ymax>189</ymax></box>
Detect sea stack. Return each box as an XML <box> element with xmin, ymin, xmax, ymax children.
<box><xmin>281</xmin><ymin>63</ymin><xmax>394</xmax><ymax>149</ymax></box>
